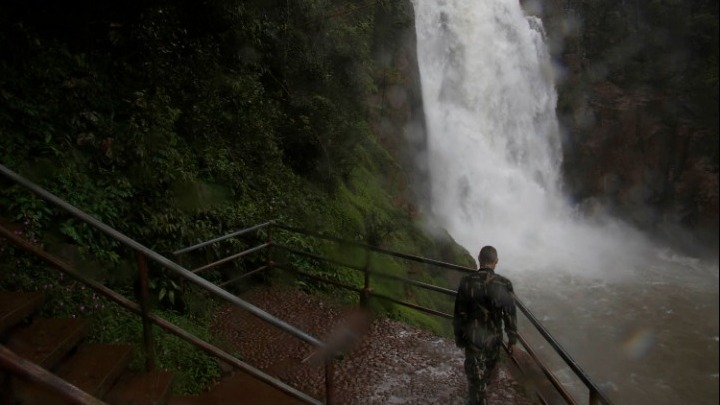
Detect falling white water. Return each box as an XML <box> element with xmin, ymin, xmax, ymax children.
<box><xmin>412</xmin><ymin>1</ymin><xmax>719</xmax><ymax>404</ymax></box>
<box><xmin>412</xmin><ymin>0</ymin><xmax>658</xmax><ymax>278</ymax></box>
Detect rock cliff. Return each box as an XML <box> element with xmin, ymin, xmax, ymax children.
<box><xmin>526</xmin><ymin>0</ymin><xmax>718</xmax><ymax>251</ymax></box>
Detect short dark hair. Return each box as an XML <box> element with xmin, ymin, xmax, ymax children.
<box><xmin>478</xmin><ymin>246</ymin><xmax>498</xmax><ymax>266</ymax></box>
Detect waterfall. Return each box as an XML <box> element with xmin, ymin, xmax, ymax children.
<box><xmin>412</xmin><ymin>2</ymin><xmax>719</xmax><ymax>404</ymax></box>
<box><xmin>412</xmin><ymin>0</ymin><xmax>652</xmax><ymax>277</ymax></box>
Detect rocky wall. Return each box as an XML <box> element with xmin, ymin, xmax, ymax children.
<box><xmin>525</xmin><ymin>0</ymin><xmax>719</xmax><ymax>251</ymax></box>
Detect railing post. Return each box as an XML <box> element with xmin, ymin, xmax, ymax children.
<box><xmin>137</xmin><ymin>252</ymin><xmax>156</xmax><ymax>371</ymax></box>
<box><xmin>360</xmin><ymin>247</ymin><xmax>371</xmax><ymax>308</ymax></box>
<box><xmin>324</xmin><ymin>359</ymin><xmax>334</xmax><ymax>404</ymax></box>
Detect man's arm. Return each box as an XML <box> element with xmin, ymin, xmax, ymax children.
<box><xmin>501</xmin><ymin>280</ymin><xmax>519</xmax><ymax>350</ymax></box>
<box><xmin>453</xmin><ymin>278</ymin><xmax>468</xmax><ymax>348</ymax></box>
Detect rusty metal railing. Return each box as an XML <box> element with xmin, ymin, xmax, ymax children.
<box><xmin>0</xmin><ymin>164</ymin><xmax>326</xmax><ymax>404</ymax></box>
<box><xmin>267</xmin><ymin>223</ymin><xmax>614</xmax><ymax>405</ymax></box>
<box><xmin>1</xmin><ymin>161</ymin><xmax>613</xmax><ymax>405</ymax></box>
<box><xmin>171</xmin><ymin>220</ymin><xmax>339</xmax><ymax>402</ymax></box>
<box><xmin>172</xmin><ymin>221</ymin><xmax>613</xmax><ymax>405</ymax></box>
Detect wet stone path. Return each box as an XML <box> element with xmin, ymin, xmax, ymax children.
<box><xmin>211</xmin><ymin>287</ymin><xmax>532</xmax><ymax>405</ymax></box>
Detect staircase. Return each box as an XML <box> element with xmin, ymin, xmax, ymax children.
<box><xmin>1</xmin><ymin>290</ymin><xmax>173</xmax><ymax>405</ymax></box>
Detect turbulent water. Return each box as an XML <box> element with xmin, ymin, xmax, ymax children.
<box><xmin>412</xmin><ymin>0</ymin><xmax>719</xmax><ymax>404</ymax></box>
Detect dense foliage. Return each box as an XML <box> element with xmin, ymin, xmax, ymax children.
<box><xmin>0</xmin><ymin>0</ymin><xmax>473</xmax><ymax>278</ymax></box>
<box><xmin>0</xmin><ymin>0</ymin><xmax>473</xmax><ymax>393</ymax></box>
<box><xmin>1</xmin><ymin>0</ymin><xmax>396</xmax><ymax>246</ymax></box>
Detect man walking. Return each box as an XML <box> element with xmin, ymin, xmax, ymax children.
<box><xmin>454</xmin><ymin>246</ymin><xmax>518</xmax><ymax>405</ymax></box>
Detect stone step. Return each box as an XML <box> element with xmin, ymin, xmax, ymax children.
<box><xmin>0</xmin><ymin>291</ymin><xmax>45</xmax><ymax>335</ymax></box>
<box><xmin>105</xmin><ymin>371</ymin><xmax>174</xmax><ymax>405</ymax></box>
<box><xmin>5</xmin><ymin>317</ymin><xmax>88</xmax><ymax>368</ymax></box>
<box><xmin>55</xmin><ymin>343</ymin><xmax>133</xmax><ymax>398</ymax></box>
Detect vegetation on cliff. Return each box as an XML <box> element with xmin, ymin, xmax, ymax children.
<box><xmin>0</xmin><ymin>0</ymin><xmax>472</xmax><ymax>393</ymax></box>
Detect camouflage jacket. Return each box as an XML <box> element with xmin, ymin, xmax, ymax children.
<box><xmin>453</xmin><ymin>267</ymin><xmax>518</xmax><ymax>349</ymax></box>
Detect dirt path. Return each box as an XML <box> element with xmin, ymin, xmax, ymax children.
<box><xmin>211</xmin><ymin>286</ymin><xmax>533</xmax><ymax>405</ymax></box>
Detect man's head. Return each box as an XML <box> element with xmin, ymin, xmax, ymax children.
<box><xmin>478</xmin><ymin>246</ymin><xmax>498</xmax><ymax>269</ymax></box>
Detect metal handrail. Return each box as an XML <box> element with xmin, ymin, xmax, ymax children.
<box><xmin>190</xmin><ymin>243</ymin><xmax>270</xmax><ymax>274</ymax></box>
<box><xmin>515</xmin><ymin>299</ymin><xmax>607</xmax><ymax>404</ymax></box>
<box><xmin>176</xmin><ymin>221</ymin><xmax>614</xmax><ymax>404</ymax></box>
<box><xmin>0</xmin><ymin>164</ymin><xmax>323</xmax><ymax>348</ymax></box>
<box><xmin>0</xmin><ymin>225</ymin><xmax>322</xmax><ymax>405</ymax></box>
<box><xmin>269</xmin><ymin>222</ymin><xmax>614</xmax><ymax>405</ymax></box>
<box><xmin>172</xmin><ymin>221</ymin><xmax>272</xmax><ymax>256</ymax></box>
<box><xmin>168</xmin><ymin>220</ymin><xmax>614</xmax><ymax>405</ymax></box>
<box><xmin>514</xmin><ymin>332</ymin><xmax>579</xmax><ymax>405</ymax></box>
<box><xmin>2</xmin><ymin>159</ymin><xmax>612</xmax><ymax>405</ymax></box>
<box><xmin>0</xmin><ymin>163</ymin><xmax>328</xmax><ymax>404</ymax></box>
<box><xmin>218</xmin><ymin>264</ymin><xmax>269</xmax><ymax>287</ymax></box>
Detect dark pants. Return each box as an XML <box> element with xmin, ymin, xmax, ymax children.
<box><xmin>464</xmin><ymin>344</ymin><xmax>500</xmax><ymax>405</ymax></box>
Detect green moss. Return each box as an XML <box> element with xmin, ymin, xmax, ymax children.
<box><xmin>391</xmin><ymin>305</ymin><xmax>448</xmax><ymax>337</ymax></box>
